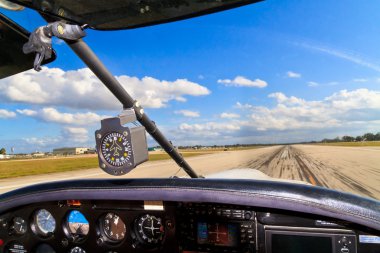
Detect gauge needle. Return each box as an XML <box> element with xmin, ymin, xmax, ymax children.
<box><xmin>114</xmin><ymin>217</ymin><xmax>119</xmax><ymax>225</ymax></box>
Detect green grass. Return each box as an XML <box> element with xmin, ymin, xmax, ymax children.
<box><xmin>316</xmin><ymin>141</ymin><xmax>380</xmax><ymax>147</ymax></box>
<box><xmin>0</xmin><ymin>152</ymin><xmax>210</xmax><ymax>179</ymax></box>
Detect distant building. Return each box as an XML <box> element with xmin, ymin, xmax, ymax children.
<box><xmin>53</xmin><ymin>147</ymin><xmax>90</xmax><ymax>155</ymax></box>
<box><xmin>148</xmin><ymin>147</ymin><xmax>163</xmax><ymax>152</ymax></box>
<box><xmin>31</xmin><ymin>152</ymin><xmax>45</xmax><ymax>157</ymax></box>
<box><xmin>0</xmin><ymin>154</ymin><xmax>10</xmax><ymax>159</ymax></box>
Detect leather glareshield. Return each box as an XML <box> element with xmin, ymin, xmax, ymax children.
<box><xmin>0</xmin><ymin>13</ymin><xmax>56</xmax><ymax>79</ymax></box>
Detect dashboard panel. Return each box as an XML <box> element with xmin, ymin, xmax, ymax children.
<box><xmin>0</xmin><ymin>179</ymin><xmax>379</xmax><ymax>253</ymax></box>
<box><xmin>0</xmin><ymin>200</ymin><xmax>379</xmax><ymax>253</ymax></box>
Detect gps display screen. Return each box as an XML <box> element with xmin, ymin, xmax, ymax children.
<box><xmin>272</xmin><ymin>234</ymin><xmax>332</xmax><ymax>253</ymax></box>
<box><xmin>197</xmin><ymin>222</ymin><xmax>239</xmax><ymax>247</ymax></box>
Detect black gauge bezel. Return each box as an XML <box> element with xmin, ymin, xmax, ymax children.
<box><xmin>30</xmin><ymin>209</ymin><xmax>56</xmax><ymax>238</ymax></box>
<box><xmin>63</xmin><ymin>210</ymin><xmax>90</xmax><ymax>243</ymax></box>
<box><xmin>98</xmin><ymin>212</ymin><xmax>127</xmax><ymax>244</ymax></box>
<box><xmin>12</xmin><ymin>216</ymin><xmax>27</xmax><ymax>235</ymax></box>
<box><xmin>134</xmin><ymin>214</ymin><xmax>165</xmax><ymax>246</ymax></box>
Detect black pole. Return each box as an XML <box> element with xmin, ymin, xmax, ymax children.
<box><xmin>67</xmin><ymin>39</ymin><xmax>199</xmax><ymax>178</ymax></box>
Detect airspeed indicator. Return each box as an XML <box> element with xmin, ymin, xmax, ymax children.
<box><xmin>101</xmin><ymin>132</ymin><xmax>132</xmax><ymax>167</ymax></box>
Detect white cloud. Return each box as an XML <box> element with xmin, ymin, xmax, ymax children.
<box><xmin>218</xmin><ymin>76</ymin><xmax>267</xmax><ymax>88</ymax></box>
<box><xmin>308</xmin><ymin>81</ymin><xmax>319</xmax><ymax>87</ymax></box>
<box><xmin>0</xmin><ymin>67</ymin><xmax>210</xmax><ymax>110</ymax></box>
<box><xmin>179</xmin><ymin>122</ymin><xmax>240</xmax><ymax>137</ymax></box>
<box><xmin>353</xmin><ymin>78</ymin><xmax>368</xmax><ymax>83</ymax></box>
<box><xmin>287</xmin><ymin>71</ymin><xmax>301</xmax><ymax>78</ymax></box>
<box><xmin>24</xmin><ymin>127</ymin><xmax>89</xmax><ymax>148</ymax></box>
<box><xmin>24</xmin><ymin>137</ymin><xmax>61</xmax><ymax>147</ymax></box>
<box><xmin>296</xmin><ymin>42</ymin><xmax>380</xmax><ymax>73</ymax></box>
<box><xmin>174</xmin><ymin>110</ymin><xmax>200</xmax><ymax>118</ymax></box>
<box><xmin>17</xmin><ymin>107</ymin><xmax>109</xmax><ymax>125</ymax></box>
<box><xmin>62</xmin><ymin>127</ymin><xmax>89</xmax><ymax>143</ymax></box>
<box><xmin>16</xmin><ymin>109</ymin><xmax>37</xmax><ymax>116</ymax></box>
<box><xmin>220</xmin><ymin>113</ymin><xmax>240</xmax><ymax>119</ymax></box>
<box><xmin>0</xmin><ymin>109</ymin><xmax>16</xmax><ymax>118</ymax></box>
<box><xmin>235</xmin><ymin>102</ymin><xmax>253</xmax><ymax>109</ymax></box>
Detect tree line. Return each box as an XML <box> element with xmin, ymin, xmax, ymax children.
<box><xmin>321</xmin><ymin>132</ymin><xmax>380</xmax><ymax>143</ymax></box>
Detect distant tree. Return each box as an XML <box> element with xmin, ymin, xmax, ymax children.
<box><xmin>355</xmin><ymin>136</ymin><xmax>363</xmax><ymax>142</ymax></box>
<box><xmin>342</xmin><ymin>136</ymin><xmax>354</xmax><ymax>142</ymax></box>
<box><xmin>375</xmin><ymin>132</ymin><xmax>380</xmax><ymax>141</ymax></box>
<box><xmin>363</xmin><ymin>133</ymin><xmax>375</xmax><ymax>141</ymax></box>
<box><xmin>0</xmin><ymin>148</ymin><xmax>6</xmax><ymax>155</ymax></box>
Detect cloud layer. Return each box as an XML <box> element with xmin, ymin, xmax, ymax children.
<box><xmin>0</xmin><ymin>67</ymin><xmax>210</xmax><ymax>110</ymax></box>
<box><xmin>175</xmin><ymin>89</ymin><xmax>380</xmax><ymax>144</ymax></box>
<box><xmin>17</xmin><ymin>107</ymin><xmax>109</xmax><ymax>125</ymax></box>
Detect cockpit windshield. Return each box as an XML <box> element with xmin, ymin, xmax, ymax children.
<box><xmin>0</xmin><ymin>0</ymin><xmax>379</xmax><ymax>202</ymax></box>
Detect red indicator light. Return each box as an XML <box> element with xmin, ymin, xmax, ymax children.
<box><xmin>67</xmin><ymin>200</ymin><xmax>81</xmax><ymax>207</ymax></box>
<box><xmin>0</xmin><ymin>239</ymin><xmax>4</xmax><ymax>247</ymax></box>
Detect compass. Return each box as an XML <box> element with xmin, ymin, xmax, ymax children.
<box><xmin>95</xmin><ymin>115</ymin><xmax>148</xmax><ymax>176</ymax></box>
<box><xmin>101</xmin><ymin>132</ymin><xmax>133</xmax><ymax>167</ymax></box>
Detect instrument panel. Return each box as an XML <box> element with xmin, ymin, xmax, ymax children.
<box><xmin>0</xmin><ymin>200</ymin><xmax>177</xmax><ymax>253</ymax></box>
<box><xmin>0</xmin><ymin>200</ymin><xmax>378</xmax><ymax>253</ymax></box>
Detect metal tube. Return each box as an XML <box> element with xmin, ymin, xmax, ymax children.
<box><xmin>67</xmin><ymin>39</ymin><xmax>199</xmax><ymax>178</ymax></box>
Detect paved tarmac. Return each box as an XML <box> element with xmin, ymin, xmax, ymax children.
<box><xmin>0</xmin><ymin>145</ymin><xmax>379</xmax><ymax>200</ymax></box>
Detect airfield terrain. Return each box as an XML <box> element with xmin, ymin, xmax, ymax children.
<box><xmin>0</xmin><ymin>145</ymin><xmax>379</xmax><ymax>200</ymax></box>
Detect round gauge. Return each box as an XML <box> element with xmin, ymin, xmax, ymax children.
<box><xmin>135</xmin><ymin>214</ymin><xmax>164</xmax><ymax>245</ymax></box>
<box><xmin>101</xmin><ymin>212</ymin><xmax>126</xmax><ymax>242</ymax></box>
<box><xmin>33</xmin><ymin>209</ymin><xmax>56</xmax><ymax>236</ymax></box>
<box><xmin>66</xmin><ymin>210</ymin><xmax>90</xmax><ymax>238</ymax></box>
<box><xmin>70</xmin><ymin>246</ymin><xmax>86</xmax><ymax>253</ymax></box>
<box><xmin>100</xmin><ymin>132</ymin><xmax>132</xmax><ymax>167</ymax></box>
<box><xmin>11</xmin><ymin>217</ymin><xmax>27</xmax><ymax>235</ymax></box>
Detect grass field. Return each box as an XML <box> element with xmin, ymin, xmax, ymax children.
<box><xmin>316</xmin><ymin>141</ymin><xmax>380</xmax><ymax>147</ymax></box>
<box><xmin>0</xmin><ymin>152</ymin><xmax>210</xmax><ymax>179</ymax></box>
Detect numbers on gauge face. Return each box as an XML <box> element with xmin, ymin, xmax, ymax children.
<box><xmin>102</xmin><ymin>212</ymin><xmax>126</xmax><ymax>242</ymax></box>
<box><xmin>34</xmin><ymin>209</ymin><xmax>56</xmax><ymax>236</ymax></box>
<box><xmin>136</xmin><ymin>214</ymin><xmax>164</xmax><ymax>244</ymax></box>
<box><xmin>100</xmin><ymin>132</ymin><xmax>132</xmax><ymax>167</ymax></box>
<box><xmin>66</xmin><ymin>210</ymin><xmax>90</xmax><ymax>238</ymax></box>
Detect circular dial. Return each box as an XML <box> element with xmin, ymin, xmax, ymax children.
<box><xmin>135</xmin><ymin>214</ymin><xmax>164</xmax><ymax>244</ymax></box>
<box><xmin>11</xmin><ymin>217</ymin><xmax>27</xmax><ymax>235</ymax></box>
<box><xmin>66</xmin><ymin>210</ymin><xmax>90</xmax><ymax>238</ymax></box>
<box><xmin>70</xmin><ymin>247</ymin><xmax>86</xmax><ymax>253</ymax></box>
<box><xmin>34</xmin><ymin>209</ymin><xmax>56</xmax><ymax>236</ymax></box>
<box><xmin>101</xmin><ymin>132</ymin><xmax>132</xmax><ymax>167</ymax></box>
<box><xmin>102</xmin><ymin>212</ymin><xmax>126</xmax><ymax>242</ymax></box>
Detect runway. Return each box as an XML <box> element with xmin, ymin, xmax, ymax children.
<box><xmin>0</xmin><ymin>145</ymin><xmax>379</xmax><ymax>200</ymax></box>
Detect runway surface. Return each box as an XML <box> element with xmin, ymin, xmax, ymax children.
<box><xmin>0</xmin><ymin>145</ymin><xmax>379</xmax><ymax>200</ymax></box>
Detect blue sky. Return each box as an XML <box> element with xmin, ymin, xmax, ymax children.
<box><xmin>1</xmin><ymin>0</ymin><xmax>380</xmax><ymax>153</ymax></box>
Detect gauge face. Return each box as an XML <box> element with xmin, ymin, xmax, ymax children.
<box><xmin>12</xmin><ymin>217</ymin><xmax>27</xmax><ymax>235</ymax></box>
<box><xmin>67</xmin><ymin>210</ymin><xmax>90</xmax><ymax>237</ymax></box>
<box><xmin>100</xmin><ymin>132</ymin><xmax>132</xmax><ymax>167</ymax></box>
<box><xmin>136</xmin><ymin>214</ymin><xmax>164</xmax><ymax>244</ymax></box>
<box><xmin>102</xmin><ymin>212</ymin><xmax>126</xmax><ymax>242</ymax></box>
<box><xmin>34</xmin><ymin>209</ymin><xmax>56</xmax><ymax>236</ymax></box>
